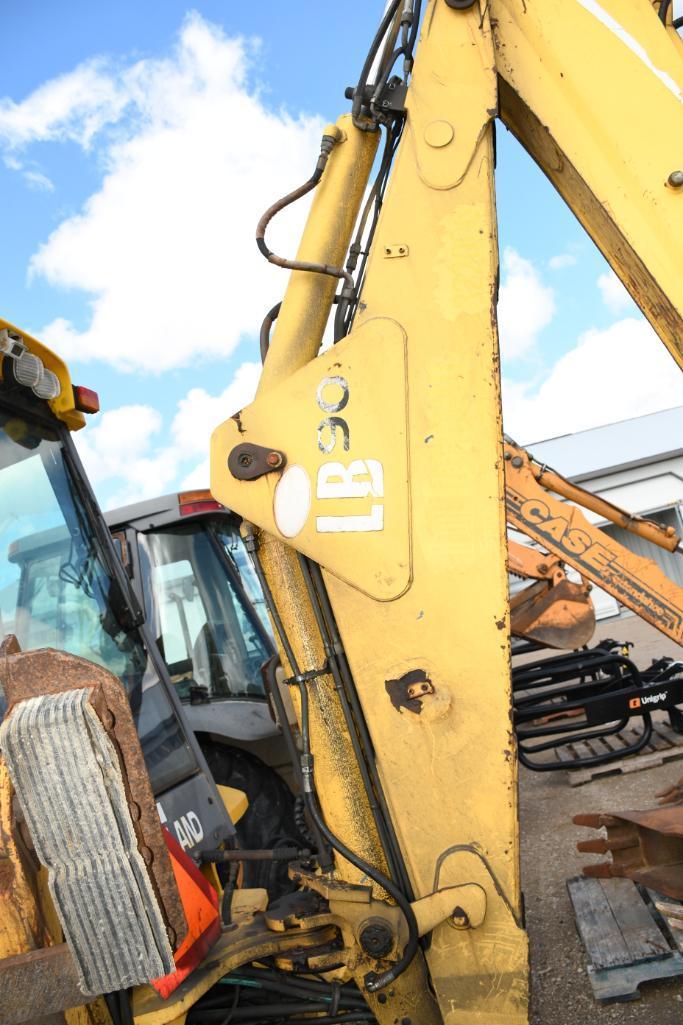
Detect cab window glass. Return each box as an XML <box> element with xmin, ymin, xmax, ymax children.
<box><xmin>141</xmin><ymin>524</ymin><xmax>270</xmax><ymax>701</ymax></box>
<box><xmin>0</xmin><ymin>414</ymin><xmax>195</xmax><ymax>792</ymax></box>
<box><xmin>216</xmin><ymin>525</ymin><xmax>273</xmax><ymax>638</ymax></box>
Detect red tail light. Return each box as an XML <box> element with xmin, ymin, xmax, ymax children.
<box><xmin>178</xmin><ymin>489</ymin><xmax>223</xmax><ymax>516</ymax></box>
<box><xmin>73</xmin><ymin>386</ymin><xmax>100</xmax><ymax>414</ymax></box>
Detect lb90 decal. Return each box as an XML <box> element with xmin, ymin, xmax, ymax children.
<box><xmin>315</xmin><ymin>375</ymin><xmax>384</xmax><ymax>534</ymax></box>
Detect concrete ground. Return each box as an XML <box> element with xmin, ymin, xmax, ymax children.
<box><xmin>591</xmin><ymin>613</ymin><xmax>683</xmax><ymax>666</ymax></box>
<box><xmin>519</xmin><ymin>614</ymin><xmax>683</xmax><ymax>1024</ymax></box>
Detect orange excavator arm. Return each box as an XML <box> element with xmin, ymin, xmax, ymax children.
<box><xmin>508</xmin><ymin>539</ymin><xmax>570</xmax><ymax>582</ymax></box>
<box><xmin>505</xmin><ymin>439</ymin><xmax>683</xmax><ymax>646</ymax></box>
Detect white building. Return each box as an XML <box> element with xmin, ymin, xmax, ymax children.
<box><xmin>514</xmin><ymin>405</ymin><xmax>683</xmax><ymax>623</ymax></box>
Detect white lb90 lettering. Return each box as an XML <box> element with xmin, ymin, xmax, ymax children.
<box><xmin>314</xmin><ymin>376</ymin><xmax>384</xmax><ymax>533</ymax></box>
<box><xmin>317</xmin><ymin>416</ymin><xmax>350</xmax><ymax>454</ymax></box>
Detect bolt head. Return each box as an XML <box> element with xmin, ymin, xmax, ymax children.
<box><xmin>359</xmin><ymin>921</ymin><xmax>394</xmax><ymax>958</ymax></box>
<box><xmin>266</xmin><ymin>451</ymin><xmax>283</xmax><ymax>468</ymax></box>
<box><xmin>668</xmin><ymin>170</ymin><xmax>683</xmax><ymax>188</ymax></box>
<box><xmin>450</xmin><ymin>905</ymin><xmax>470</xmax><ymax>930</ymax></box>
<box><xmin>238</xmin><ymin>452</ymin><xmax>253</xmax><ymax>467</ymax></box>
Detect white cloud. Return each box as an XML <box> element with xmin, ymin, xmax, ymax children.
<box><xmin>75</xmin><ymin>360</ymin><xmax>260</xmax><ymax>508</ymax></box>
<box><xmin>2</xmin><ymin>15</ymin><xmax>325</xmax><ymax>373</ymax></box>
<box><xmin>503</xmin><ymin>316</ymin><xmax>683</xmax><ymax>443</ymax></box>
<box><xmin>170</xmin><ymin>360</ymin><xmax>261</xmax><ymax>464</ymax></box>
<box><xmin>23</xmin><ymin>170</ymin><xmax>55</xmax><ymax>192</ymax></box>
<box><xmin>75</xmin><ymin>404</ymin><xmax>176</xmax><ymax>507</ymax></box>
<box><xmin>548</xmin><ymin>253</ymin><xmax>577</xmax><ymax>271</ymax></box>
<box><xmin>497</xmin><ymin>248</ymin><xmax>556</xmax><ymax>360</ymax></box>
<box><xmin>597</xmin><ymin>269</ymin><xmax>634</xmax><ymax>314</ymax></box>
<box><xmin>0</xmin><ymin>59</ymin><xmax>127</xmax><ymax>151</ymax></box>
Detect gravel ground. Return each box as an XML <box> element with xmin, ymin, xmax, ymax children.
<box><xmin>519</xmin><ymin>614</ymin><xmax>683</xmax><ymax>1024</ymax></box>
<box><xmin>521</xmin><ymin>760</ymin><xmax>683</xmax><ymax>1025</ymax></box>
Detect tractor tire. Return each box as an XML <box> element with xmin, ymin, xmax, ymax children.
<box><xmin>199</xmin><ymin>739</ymin><xmax>304</xmax><ymax>898</ymax></box>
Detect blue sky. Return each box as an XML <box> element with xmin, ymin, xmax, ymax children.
<box><xmin>1</xmin><ymin>1</ymin><xmax>682</xmax><ymax>509</ymax></box>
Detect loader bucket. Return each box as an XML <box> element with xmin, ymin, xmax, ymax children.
<box><xmin>510</xmin><ymin>578</ymin><xmax>596</xmax><ymax>650</ymax></box>
<box><xmin>574</xmin><ymin>804</ymin><xmax>683</xmax><ymax>901</ymax></box>
<box><xmin>0</xmin><ymin>645</ymin><xmax>187</xmax><ymax>998</ymax></box>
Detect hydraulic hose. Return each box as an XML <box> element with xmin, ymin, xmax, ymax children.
<box><xmin>255</xmin><ymin>129</ymin><xmax>355</xmax><ymax>305</ymax></box>
<box><xmin>351</xmin><ymin>0</ymin><xmax>402</xmax><ymax>129</ymax></box>
<box><xmin>296</xmin><ymin>681</ymin><xmax>419</xmax><ymax>993</ymax></box>
<box><xmin>259</xmin><ymin>302</ymin><xmax>281</xmax><ymax>363</ymax></box>
<box><xmin>241</xmin><ymin>526</ymin><xmax>419</xmax><ymax>992</ymax></box>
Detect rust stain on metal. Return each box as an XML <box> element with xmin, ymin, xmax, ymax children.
<box><xmin>1</xmin><ymin>646</ymin><xmax>186</xmax><ymax>950</ymax></box>
<box><xmin>0</xmin><ymin>635</ymin><xmax>20</xmax><ymax>658</ymax></box>
<box><xmin>0</xmin><ymin>943</ymin><xmax>87</xmax><ymax>1025</ymax></box>
<box><xmin>657</xmin><ymin>774</ymin><xmax>683</xmax><ymax>806</ymax></box>
<box><xmin>385</xmin><ymin>669</ymin><xmax>434</xmax><ymax>714</ymax></box>
<box><xmin>574</xmin><ymin>803</ymin><xmax>683</xmax><ymax>900</ymax></box>
<box><xmin>510</xmin><ymin>578</ymin><xmax>595</xmax><ymax>650</ymax></box>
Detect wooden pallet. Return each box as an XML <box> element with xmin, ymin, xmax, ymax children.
<box><xmin>567</xmin><ymin>876</ymin><xmax>683</xmax><ymax>1002</ymax></box>
<box><xmin>556</xmin><ymin>717</ymin><xmax>683</xmax><ymax>786</ymax></box>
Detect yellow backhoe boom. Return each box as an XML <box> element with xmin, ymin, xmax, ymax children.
<box><xmin>210</xmin><ymin>3</ymin><xmax>683</xmax><ymax>1023</ymax></box>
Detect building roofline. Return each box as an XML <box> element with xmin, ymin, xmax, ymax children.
<box><xmin>524</xmin><ymin>404</ymin><xmax>683</xmax><ymax>449</ymax></box>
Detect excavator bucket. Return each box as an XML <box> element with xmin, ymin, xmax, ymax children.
<box><xmin>574</xmin><ymin>806</ymin><xmax>683</xmax><ymax>900</ymax></box>
<box><xmin>657</xmin><ymin>776</ymin><xmax>683</xmax><ymax>807</ymax></box>
<box><xmin>0</xmin><ymin>643</ymin><xmax>187</xmax><ymax>1005</ymax></box>
<box><xmin>510</xmin><ymin>578</ymin><xmax>596</xmax><ymax>650</ymax></box>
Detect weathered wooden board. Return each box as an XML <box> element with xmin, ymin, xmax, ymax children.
<box><xmin>568</xmin><ymin>876</ymin><xmax>683</xmax><ymax>1003</ymax></box>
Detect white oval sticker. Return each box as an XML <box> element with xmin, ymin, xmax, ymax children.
<box><xmin>273</xmin><ymin>464</ymin><xmax>311</xmax><ymax>538</ymax></box>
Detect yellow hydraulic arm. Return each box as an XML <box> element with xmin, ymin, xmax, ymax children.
<box><xmin>505</xmin><ymin>438</ymin><xmax>683</xmax><ymax>646</ymax></box>
<box><xmin>209</xmin><ymin>3</ymin><xmax>683</xmax><ymax>1024</ymax></box>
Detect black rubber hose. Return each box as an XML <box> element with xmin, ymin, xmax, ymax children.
<box><xmin>259</xmin><ymin>302</ymin><xmax>281</xmax><ymax>363</ymax></box>
<box><xmin>243</xmin><ymin>529</ymin><xmax>419</xmax><ymax>991</ymax></box>
<box><xmin>352</xmin><ymin>0</ymin><xmax>402</xmax><ymax>127</ymax></box>
<box><xmin>230</xmin><ymin>968</ymin><xmax>366</xmax><ymax>1003</ymax></box>
<box><xmin>221</xmin><ymin>860</ymin><xmax>239</xmax><ymax>927</ymax></box>
<box><xmin>294</xmin><ymin>794</ymin><xmax>316</xmax><ymax>848</ymax></box>
<box><xmin>259</xmin><ymin>296</ymin><xmax>340</xmax><ymax>364</ymax></box>
<box><xmin>199</xmin><ymin>976</ymin><xmax>365</xmax><ymax>1009</ymax></box>
<box><xmin>192</xmin><ymin>1002</ymin><xmax>349</xmax><ymax>1020</ymax></box>
<box><xmin>297</xmin><ymin>554</ymin><xmax>407</xmax><ymax>890</ymax></box>
<box><xmin>104</xmin><ymin>990</ymin><xmax>134</xmax><ymax>1025</ymax></box>
<box><xmin>297</xmin><ymin>682</ymin><xmax>419</xmax><ymax>994</ymax></box>
<box><xmin>370</xmin><ymin>45</ymin><xmax>406</xmax><ymax>115</ymax></box>
<box><xmin>242</xmin><ymin>526</ymin><xmax>333</xmax><ymax>870</ymax></box>
<box><xmin>255</xmin><ymin>132</ymin><xmax>354</xmax><ymax>302</ymax></box>
<box><xmin>285</xmin><ymin>1018</ymin><xmax>376</xmax><ymax>1025</ymax></box>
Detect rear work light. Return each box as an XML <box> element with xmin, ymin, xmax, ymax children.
<box><xmin>178</xmin><ymin>489</ymin><xmax>223</xmax><ymax>516</ymax></box>
<box><xmin>73</xmin><ymin>385</ymin><xmax>100</xmax><ymax>414</ymax></box>
<box><xmin>0</xmin><ymin>328</ymin><xmax>62</xmax><ymax>401</ymax></box>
